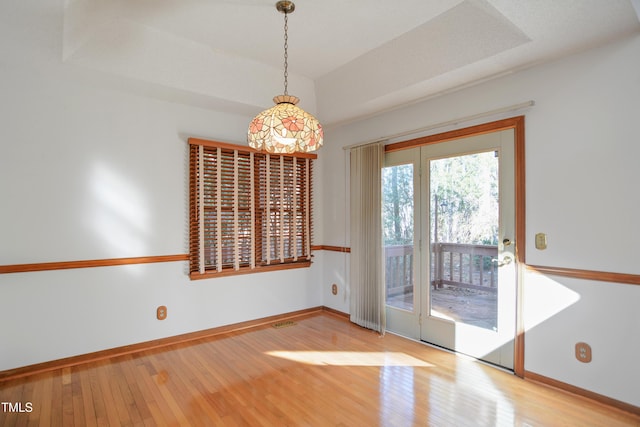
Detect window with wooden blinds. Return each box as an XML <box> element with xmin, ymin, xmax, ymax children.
<box><xmin>188</xmin><ymin>138</ymin><xmax>316</xmax><ymax>279</ymax></box>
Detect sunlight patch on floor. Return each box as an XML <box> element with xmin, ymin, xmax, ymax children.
<box><xmin>428</xmin><ymin>364</ymin><xmax>515</xmax><ymax>426</ymax></box>
<box><xmin>265</xmin><ymin>351</ymin><xmax>435</xmax><ymax>367</ymax></box>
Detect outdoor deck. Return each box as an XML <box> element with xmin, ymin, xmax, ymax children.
<box><xmin>386</xmin><ymin>243</ymin><xmax>499</xmax><ymax>330</ymax></box>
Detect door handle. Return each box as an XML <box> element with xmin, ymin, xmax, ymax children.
<box><xmin>491</xmin><ymin>254</ymin><xmax>513</xmax><ymax>267</ymax></box>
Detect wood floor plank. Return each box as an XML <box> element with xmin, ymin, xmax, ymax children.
<box><xmin>59</xmin><ymin>368</ymin><xmax>74</xmax><ymax>427</ymax></box>
<box><xmin>1</xmin><ymin>313</ymin><xmax>638</xmax><ymax>426</ymax></box>
<box><xmin>70</xmin><ymin>375</ymin><xmax>85</xmax><ymax>427</ymax></box>
<box><xmin>77</xmin><ymin>367</ymin><xmax>97</xmax><ymax>427</ymax></box>
<box><xmin>94</xmin><ymin>367</ymin><xmax>120</xmax><ymax>426</ymax></box>
<box><xmin>134</xmin><ymin>363</ymin><xmax>176</xmax><ymax>424</ymax></box>
<box><xmin>1</xmin><ymin>381</ymin><xmax>24</xmax><ymax>426</ymax></box>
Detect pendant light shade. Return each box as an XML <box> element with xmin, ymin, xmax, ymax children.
<box><xmin>247</xmin><ymin>1</ymin><xmax>323</xmax><ymax>154</ymax></box>
<box><xmin>248</xmin><ymin>95</ymin><xmax>323</xmax><ymax>154</ymax></box>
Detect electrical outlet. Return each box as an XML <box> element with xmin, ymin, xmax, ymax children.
<box><xmin>575</xmin><ymin>342</ymin><xmax>592</xmax><ymax>363</ymax></box>
<box><xmin>157</xmin><ymin>306</ymin><xmax>167</xmax><ymax>320</ymax></box>
<box><xmin>331</xmin><ymin>284</ymin><xmax>338</xmax><ymax>295</ymax></box>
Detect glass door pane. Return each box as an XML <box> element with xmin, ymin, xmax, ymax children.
<box><xmin>383</xmin><ymin>164</ymin><xmax>414</xmax><ymax>311</ymax></box>
<box><xmin>429</xmin><ymin>151</ymin><xmax>499</xmax><ymax>330</ymax></box>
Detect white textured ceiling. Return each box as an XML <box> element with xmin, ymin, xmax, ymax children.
<box><xmin>63</xmin><ymin>0</ymin><xmax>640</xmax><ymax>126</ymax></box>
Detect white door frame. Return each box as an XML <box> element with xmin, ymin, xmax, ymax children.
<box><xmin>383</xmin><ymin>116</ymin><xmax>526</xmax><ymax>377</ymax></box>
<box><xmin>420</xmin><ymin>129</ymin><xmax>515</xmax><ymax>369</ymax></box>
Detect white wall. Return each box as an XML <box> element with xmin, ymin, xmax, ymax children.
<box><xmin>2</xmin><ymin>0</ymin><xmax>639</xmax><ymax>410</ymax></box>
<box><xmin>320</xmin><ymin>33</ymin><xmax>640</xmax><ymax>406</ymax></box>
<box><xmin>0</xmin><ymin>2</ymin><xmax>323</xmax><ymax>371</ymax></box>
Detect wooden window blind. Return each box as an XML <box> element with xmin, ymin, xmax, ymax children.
<box><xmin>188</xmin><ymin>138</ymin><xmax>316</xmax><ymax>279</ymax></box>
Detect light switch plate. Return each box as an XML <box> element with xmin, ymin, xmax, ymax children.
<box><xmin>535</xmin><ymin>233</ymin><xmax>547</xmax><ymax>250</ymax></box>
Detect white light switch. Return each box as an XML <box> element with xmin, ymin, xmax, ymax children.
<box><xmin>535</xmin><ymin>233</ymin><xmax>547</xmax><ymax>250</ymax></box>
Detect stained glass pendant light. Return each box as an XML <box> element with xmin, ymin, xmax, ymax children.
<box><xmin>247</xmin><ymin>1</ymin><xmax>323</xmax><ymax>154</ymax></box>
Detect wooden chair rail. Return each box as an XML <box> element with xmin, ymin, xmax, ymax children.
<box><xmin>526</xmin><ymin>265</ymin><xmax>640</xmax><ymax>286</ymax></box>
<box><xmin>0</xmin><ymin>246</ymin><xmax>352</xmax><ymax>275</ymax></box>
<box><xmin>0</xmin><ymin>254</ymin><xmax>189</xmax><ymax>274</ymax></box>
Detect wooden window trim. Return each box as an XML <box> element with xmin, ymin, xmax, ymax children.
<box><xmin>189</xmin><ymin>260</ymin><xmax>312</xmax><ymax>280</ymax></box>
<box><xmin>188</xmin><ymin>138</ymin><xmax>317</xmax><ymax>159</ymax></box>
<box><xmin>188</xmin><ymin>138</ymin><xmax>316</xmax><ymax>279</ymax></box>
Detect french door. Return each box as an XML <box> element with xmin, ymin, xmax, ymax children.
<box><xmin>383</xmin><ymin>128</ymin><xmax>518</xmax><ymax>370</ymax></box>
<box><xmin>384</xmin><ymin>147</ymin><xmax>421</xmax><ymax>338</ymax></box>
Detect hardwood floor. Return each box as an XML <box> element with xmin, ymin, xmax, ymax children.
<box><xmin>1</xmin><ymin>313</ymin><xmax>638</xmax><ymax>426</ymax></box>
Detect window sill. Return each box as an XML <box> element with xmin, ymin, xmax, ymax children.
<box><xmin>189</xmin><ymin>260</ymin><xmax>312</xmax><ymax>280</ymax></box>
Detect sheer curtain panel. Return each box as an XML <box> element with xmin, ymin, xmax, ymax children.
<box><xmin>349</xmin><ymin>142</ymin><xmax>385</xmax><ymax>333</ymax></box>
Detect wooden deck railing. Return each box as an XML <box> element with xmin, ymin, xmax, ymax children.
<box><xmin>385</xmin><ymin>245</ymin><xmax>414</xmax><ymax>298</ymax></box>
<box><xmin>385</xmin><ymin>243</ymin><xmax>499</xmax><ymax>298</ymax></box>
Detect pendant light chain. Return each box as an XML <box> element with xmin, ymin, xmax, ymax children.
<box><xmin>283</xmin><ymin>11</ymin><xmax>289</xmax><ymax>96</ymax></box>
